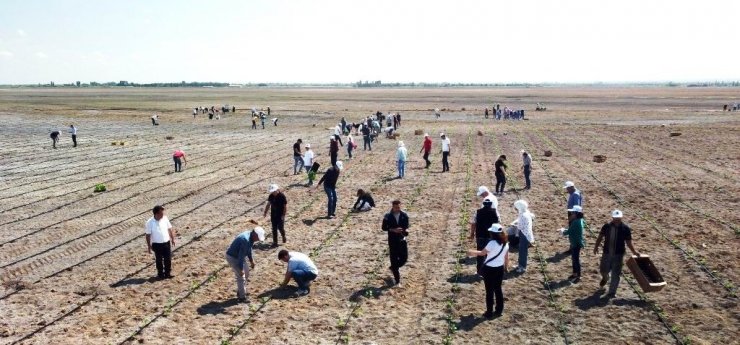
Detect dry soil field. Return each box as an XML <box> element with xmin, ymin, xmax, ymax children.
<box><xmin>0</xmin><ymin>87</ymin><xmax>738</xmax><ymax>345</ymax></box>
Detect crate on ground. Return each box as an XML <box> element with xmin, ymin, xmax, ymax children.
<box><xmin>626</xmin><ymin>255</ymin><xmax>666</xmax><ymax>292</ymax></box>
<box><xmin>670</xmin><ymin>132</ymin><xmax>682</xmax><ymax>137</ymax></box>
<box><xmin>593</xmin><ymin>155</ymin><xmax>607</xmax><ymax>163</ymax></box>
<box><xmin>544</xmin><ymin>150</ymin><xmax>553</xmax><ymax>157</ymax></box>
<box><xmin>414</xmin><ymin>129</ymin><xmax>424</xmax><ymax>135</ymax></box>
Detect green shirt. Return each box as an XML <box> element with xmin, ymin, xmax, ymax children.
<box><xmin>563</xmin><ymin>218</ymin><xmax>586</xmax><ymax>248</ymax></box>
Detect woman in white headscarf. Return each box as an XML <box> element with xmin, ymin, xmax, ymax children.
<box><xmin>396</xmin><ymin>141</ymin><xmax>408</xmax><ymax>178</ymax></box>
<box><xmin>513</xmin><ymin>200</ymin><xmax>535</xmax><ymax>273</ymax></box>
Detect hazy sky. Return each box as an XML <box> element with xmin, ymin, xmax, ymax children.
<box><xmin>0</xmin><ymin>0</ymin><xmax>738</xmax><ymax>84</ymax></box>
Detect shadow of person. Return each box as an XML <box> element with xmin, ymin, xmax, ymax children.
<box><xmin>110</xmin><ymin>276</ymin><xmax>158</xmax><ymax>288</ymax></box>
<box><xmin>544</xmin><ymin>278</ymin><xmax>574</xmax><ymax>290</ymax></box>
<box><xmin>447</xmin><ymin>273</ymin><xmax>482</xmax><ymax>284</ymax></box>
<box><xmin>546</xmin><ymin>251</ymin><xmax>570</xmax><ymax>263</ymax></box>
<box><xmin>574</xmin><ymin>290</ymin><xmax>610</xmax><ymax>310</ymax></box>
<box><xmin>349</xmin><ymin>278</ymin><xmax>394</xmax><ymax>302</ymax></box>
<box><xmin>258</xmin><ymin>286</ymin><xmax>298</xmax><ymax>300</ymax></box>
<box><xmin>197</xmin><ymin>299</ymin><xmax>240</xmax><ymax>315</ymax></box>
<box><xmin>302</xmin><ymin>217</ymin><xmax>321</xmax><ymax>226</ymax></box>
<box><xmin>458</xmin><ymin>256</ymin><xmax>476</xmax><ymax>266</ymax></box>
<box><xmin>504</xmin><ymin>270</ymin><xmax>524</xmax><ymax>280</ymax></box>
<box><xmin>456</xmin><ymin>313</ymin><xmax>488</xmax><ymax>332</ymax></box>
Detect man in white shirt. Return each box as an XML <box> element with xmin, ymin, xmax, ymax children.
<box><xmin>68</xmin><ymin>125</ymin><xmax>77</xmax><ymax>147</ymax></box>
<box><xmin>440</xmin><ymin>133</ymin><xmax>451</xmax><ymax>172</ymax></box>
<box><xmin>145</xmin><ymin>205</ymin><xmax>176</xmax><ymax>279</ymax></box>
<box><xmin>278</xmin><ymin>250</ymin><xmax>319</xmax><ymax>297</ymax></box>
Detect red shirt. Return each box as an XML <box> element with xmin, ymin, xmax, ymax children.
<box><xmin>422</xmin><ymin>138</ymin><xmax>432</xmax><ymax>153</ymax></box>
<box><xmin>173</xmin><ymin>150</ymin><xmax>185</xmax><ymax>158</ymax></box>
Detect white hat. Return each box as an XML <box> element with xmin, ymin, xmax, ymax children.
<box><xmin>330</xmin><ymin>136</ymin><xmax>335</xmax><ymax>140</ymax></box>
<box><xmin>476</xmin><ymin>186</ymin><xmax>489</xmax><ymax>196</ymax></box>
<box><xmin>440</xmin><ymin>133</ymin><xmax>445</xmax><ymax>137</ymax></box>
<box><xmin>336</xmin><ymin>161</ymin><xmax>344</xmax><ymax>170</ymax></box>
<box><xmin>563</xmin><ymin>181</ymin><xmax>575</xmax><ymax>188</ymax></box>
<box><xmin>397</xmin><ymin>141</ymin><xmax>404</xmax><ymax>147</ymax></box>
<box><xmin>424</xmin><ymin>133</ymin><xmax>429</xmax><ymax>137</ymax></box>
<box><xmin>611</xmin><ymin>209</ymin><xmax>623</xmax><ymax>218</ymax></box>
<box><xmin>568</xmin><ymin>205</ymin><xmax>583</xmax><ymax>213</ymax></box>
<box><xmin>252</xmin><ymin>227</ymin><xmax>266</xmax><ymax>241</ymax></box>
<box><xmin>268</xmin><ymin>183</ymin><xmax>279</xmax><ymax>193</ymax></box>
<box><xmin>305</xmin><ymin>144</ymin><xmax>311</xmax><ymax>148</ymax></box>
<box><xmin>488</xmin><ymin>224</ymin><xmax>503</xmax><ymax>233</ymax></box>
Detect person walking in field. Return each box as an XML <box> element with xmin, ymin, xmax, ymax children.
<box><xmin>50</xmin><ymin>130</ymin><xmax>60</xmax><ymax>149</ymax></box>
<box><xmin>469</xmin><ymin>198</ymin><xmax>499</xmax><ymax>275</ymax></box>
<box><xmin>316</xmin><ymin>161</ymin><xmax>342</xmax><ymax>219</ymax></box>
<box><xmin>560</xmin><ymin>205</ymin><xmax>586</xmax><ymax>281</ymax></box>
<box><xmin>302</xmin><ymin>144</ymin><xmax>315</xmax><ymax>185</ymax></box>
<box><xmin>466</xmin><ymin>224</ymin><xmax>509</xmax><ymax>319</ymax></box>
<box><xmin>382</xmin><ymin>200</ymin><xmax>410</xmax><ymax>287</ymax></box>
<box><xmin>172</xmin><ymin>149</ymin><xmax>187</xmax><ymax>172</ymax></box>
<box><xmin>396</xmin><ymin>141</ymin><xmax>408</xmax><ymax>178</ymax></box>
<box><xmin>440</xmin><ymin>133</ymin><xmax>451</xmax><ymax>172</ymax></box>
<box><xmin>68</xmin><ymin>125</ymin><xmax>78</xmax><ymax>147</ymax></box>
<box><xmin>521</xmin><ymin>150</ymin><xmax>532</xmax><ymax>190</ymax></box>
<box><xmin>512</xmin><ymin>200</ymin><xmax>535</xmax><ymax>273</ymax></box>
<box><xmin>594</xmin><ymin>210</ymin><xmax>641</xmax><ymax>298</ymax></box>
<box><xmin>420</xmin><ymin>133</ymin><xmax>432</xmax><ymax>168</ymax></box>
<box><xmin>346</xmin><ymin>133</ymin><xmax>355</xmax><ymax>160</ymax></box>
<box><xmin>278</xmin><ymin>250</ymin><xmax>319</xmax><ymax>297</ymax></box>
<box><xmin>145</xmin><ymin>205</ymin><xmax>176</xmax><ymax>279</ymax></box>
<box><xmin>329</xmin><ymin>136</ymin><xmax>339</xmax><ymax>167</ymax></box>
<box><xmin>293</xmin><ymin>139</ymin><xmax>304</xmax><ymax>174</ymax></box>
<box><xmin>494</xmin><ymin>155</ymin><xmax>508</xmax><ymax>195</ymax></box>
<box><xmin>361</xmin><ymin>123</ymin><xmax>372</xmax><ymax>151</ymax></box>
<box><xmin>352</xmin><ymin>189</ymin><xmax>375</xmax><ymax>212</ymax></box>
<box><xmin>263</xmin><ymin>184</ymin><xmax>288</xmax><ymax>247</ymax></box>
<box><xmin>225</xmin><ymin>226</ymin><xmax>265</xmax><ymax>302</ymax></box>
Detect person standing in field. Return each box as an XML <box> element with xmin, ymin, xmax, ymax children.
<box><xmin>293</xmin><ymin>139</ymin><xmax>304</xmax><ymax>175</ymax></box>
<box><xmin>278</xmin><ymin>250</ymin><xmax>319</xmax><ymax>297</ymax></box>
<box><xmin>145</xmin><ymin>205</ymin><xmax>176</xmax><ymax>279</ymax></box>
<box><xmin>193</xmin><ymin>108</ymin><xmax>197</xmax><ymax>118</ymax></box>
<box><xmin>594</xmin><ymin>210</ymin><xmax>641</xmax><ymax>298</ymax></box>
<box><xmin>521</xmin><ymin>150</ymin><xmax>532</xmax><ymax>190</ymax></box>
<box><xmin>316</xmin><ymin>161</ymin><xmax>342</xmax><ymax>219</ymax></box>
<box><xmin>341</xmin><ymin>117</ymin><xmax>347</xmax><ymax>134</ymax></box>
<box><xmin>382</xmin><ymin>200</ymin><xmax>410</xmax><ymax>287</ymax></box>
<box><xmin>396</xmin><ymin>141</ymin><xmax>408</xmax><ymax>178</ymax></box>
<box><xmin>251</xmin><ymin>114</ymin><xmax>257</xmax><ymax>129</ymax></box>
<box><xmin>396</xmin><ymin>113</ymin><xmax>401</xmax><ymax>127</ymax></box>
<box><xmin>362</xmin><ymin>123</ymin><xmax>372</xmax><ymax>151</ymax></box>
<box><xmin>420</xmin><ymin>133</ymin><xmax>432</xmax><ymax>168</ymax></box>
<box><xmin>564</xmin><ymin>181</ymin><xmax>583</xmax><ymax>211</ymax></box>
<box><xmin>302</xmin><ymin>144</ymin><xmax>315</xmax><ymax>184</ymax></box>
<box><xmin>172</xmin><ymin>149</ymin><xmax>187</xmax><ymax>172</ymax></box>
<box><xmin>512</xmin><ymin>200</ymin><xmax>535</xmax><ymax>273</ymax></box>
<box><xmin>263</xmin><ymin>184</ymin><xmax>288</xmax><ymax>248</ymax></box>
<box><xmin>50</xmin><ymin>130</ymin><xmax>60</xmax><ymax>149</ymax></box>
<box><xmin>260</xmin><ymin>112</ymin><xmax>266</xmax><ymax>129</ymax></box>
<box><xmin>329</xmin><ymin>136</ymin><xmax>339</xmax><ymax>167</ymax></box>
<box><xmin>469</xmin><ymin>198</ymin><xmax>499</xmax><ymax>275</ymax></box>
<box><xmin>225</xmin><ymin>226</ymin><xmax>265</xmax><ymax>302</ymax></box>
<box><xmin>467</xmin><ymin>224</ymin><xmax>509</xmax><ymax>319</ymax></box>
<box><xmin>352</xmin><ymin>189</ymin><xmax>375</xmax><ymax>212</ymax></box>
<box><xmin>440</xmin><ymin>133</ymin><xmax>451</xmax><ymax>172</ymax></box>
<box><xmin>560</xmin><ymin>205</ymin><xmax>586</xmax><ymax>281</ymax></box>
<box><xmin>494</xmin><ymin>155</ymin><xmax>507</xmax><ymax>195</ymax></box>
<box><xmin>346</xmin><ymin>133</ymin><xmax>355</xmax><ymax>160</ymax></box>
<box><xmin>333</xmin><ymin>123</ymin><xmax>344</xmax><ymax>146</ymax></box>
<box><xmin>68</xmin><ymin>125</ymin><xmax>78</xmax><ymax>147</ymax></box>
<box><xmin>151</xmin><ymin>114</ymin><xmax>159</xmax><ymax>125</ymax></box>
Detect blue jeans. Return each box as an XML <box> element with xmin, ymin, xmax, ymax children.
<box><xmin>293</xmin><ymin>156</ymin><xmax>304</xmax><ymax>174</ymax></box>
<box><xmin>518</xmin><ymin>235</ymin><xmax>529</xmax><ymax>269</ymax></box>
<box><xmin>324</xmin><ymin>185</ymin><xmax>337</xmax><ymax>216</ymax></box>
<box><xmin>292</xmin><ymin>269</ymin><xmax>317</xmax><ymax>290</ymax></box>
<box><xmin>571</xmin><ymin>245</ymin><xmax>582</xmax><ymax>276</ymax></box>
<box><xmin>397</xmin><ymin>160</ymin><xmax>406</xmax><ymax>178</ymax></box>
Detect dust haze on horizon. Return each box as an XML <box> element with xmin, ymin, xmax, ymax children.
<box><xmin>0</xmin><ymin>0</ymin><xmax>738</xmax><ymax>85</ymax></box>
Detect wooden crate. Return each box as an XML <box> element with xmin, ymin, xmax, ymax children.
<box><xmin>414</xmin><ymin>129</ymin><xmax>423</xmax><ymax>135</ymax></box>
<box><xmin>544</xmin><ymin>150</ymin><xmax>552</xmax><ymax>157</ymax></box>
<box><xmin>626</xmin><ymin>255</ymin><xmax>666</xmax><ymax>292</ymax></box>
<box><xmin>670</xmin><ymin>132</ymin><xmax>682</xmax><ymax>137</ymax></box>
<box><xmin>593</xmin><ymin>155</ymin><xmax>607</xmax><ymax>163</ymax></box>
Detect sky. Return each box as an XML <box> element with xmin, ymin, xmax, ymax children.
<box><xmin>0</xmin><ymin>0</ymin><xmax>738</xmax><ymax>84</ymax></box>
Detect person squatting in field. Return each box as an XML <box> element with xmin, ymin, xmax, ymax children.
<box><xmin>279</xmin><ymin>250</ymin><xmax>319</xmax><ymax>297</ymax></box>
<box><xmin>352</xmin><ymin>189</ymin><xmax>375</xmax><ymax>212</ymax></box>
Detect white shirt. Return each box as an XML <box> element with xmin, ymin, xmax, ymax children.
<box><xmin>287</xmin><ymin>252</ymin><xmax>318</xmax><ymax>274</ymax></box>
<box><xmin>441</xmin><ymin>138</ymin><xmax>451</xmax><ymax>152</ymax></box>
<box><xmin>483</xmin><ymin>241</ymin><xmax>508</xmax><ymax>267</ymax></box>
<box><xmin>516</xmin><ymin>211</ymin><xmax>535</xmax><ymax>243</ymax></box>
<box><xmin>68</xmin><ymin>127</ymin><xmax>77</xmax><ymax>135</ymax></box>
<box><xmin>396</xmin><ymin>146</ymin><xmax>408</xmax><ymax>161</ymax></box>
<box><xmin>303</xmin><ymin>150</ymin><xmax>314</xmax><ymax>166</ymax></box>
<box><xmin>145</xmin><ymin>216</ymin><xmax>172</xmax><ymax>243</ymax></box>
<box><xmin>334</xmin><ymin>126</ymin><xmax>341</xmax><ymax>136</ymax></box>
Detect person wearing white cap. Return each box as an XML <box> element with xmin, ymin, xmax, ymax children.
<box><xmin>316</xmin><ymin>161</ymin><xmax>342</xmax><ymax>218</ymax></box>
<box><xmin>560</xmin><ymin>205</ymin><xmax>586</xmax><ymax>281</ymax></box>
<box><xmin>396</xmin><ymin>141</ymin><xmax>408</xmax><ymax>178</ymax></box>
<box><xmin>512</xmin><ymin>200</ymin><xmax>535</xmax><ymax>273</ymax></box>
<box><xmin>467</xmin><ymin>224</ymin><xmax>509</xmax><ymax>318</ymax></box>
<box><xmin>264</xmin><ymin>184</ymin><xmax>288</xmax><ymax>247</ymax></box>
<box><xmin>594</xmin><ymin>210</ymin><xmax>641</xmax><ymax>298</ymax></box>
<box><xmin>564</xmin><ymin>181</ymin><xmax>582</xmax><ymax>210</ymax></box>
<box><xmin>225</xmin><ymin>226</ymin><xmax>265</xmax><ymax>302</ymax></box>
<box><xmin>420</xmin><ymin>133</ymin><xmax>432</xmax><ymax>168</ymax></box>
<box><xmin>303</xmin><ymin>144</ymin><xmax>315</xmax><ymax>185</ymax></box>
<box><xmin>469</xmin><ymin>197</ymin><xmax>500</xmax><ymax>275</ymax></box>
<box><xmin>440</xmin><ymin>133</ymin><xmax>451</xmax><ymax>172</ymax></box>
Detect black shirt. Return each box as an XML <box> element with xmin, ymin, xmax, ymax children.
<box><xmin>475</xmin><ymin>206</ymin><xmax>499</xmax><ymax>239</ymax></box>
<box><xmin>495</xmin><ymin>159</ymin><xmax>507</xmax><ymax>175</ymax></box>
<box><xmin>353</xmin><ymin>193</ymin><xmax>375</xmax><ymax>209</ymax></box>
<box><xmin>267</xmin><ymin>192</ymin><xmax>287</xmax><ymax>218</ymax></box>
<box><xmin>382</xmin><ymin>211</ymin><xmax>409</xmax><ymax>243</ymax></box>
<box><xmin>293</xmin><ymin>142</ymin><xmax>301</xmax><ymax>157</ymax></box>
<box><xmin>318</xmin><ymin>167</ymin><xmax>340</xmax><ymax>188</ymax></box>
<box><xmin>361</xmin><ymin>126</ymin><xmax>371</xmax><ymax>136</ymax></box>
<box><xmin>599</xmin><ymin>222</ymin><xmax>632</xmax><ymax>255</ymax></box>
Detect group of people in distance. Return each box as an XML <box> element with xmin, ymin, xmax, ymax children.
<box><xmin>48</xmin><ymin>125</ymin><xmax>78</xmax><ymax>149</ymax></box>
<box><xmin>484</xmin><ymin>104</ymin><xmax>526</xmax><ymax>120</ymax></box>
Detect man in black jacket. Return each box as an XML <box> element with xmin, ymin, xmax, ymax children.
<box><xmin>382</xmin><ymin>200</ymin><xmax>409</xmax><ymax>286</ymax></box>
<box><xmin>469</xmin><ymin>199</ymin><xmax>499</xmax><ymax>275</ymax></box>
<box><xmin>316</xmin><ymin>161</ymin><xmax>342</xmax><ymax>218</ymax></box>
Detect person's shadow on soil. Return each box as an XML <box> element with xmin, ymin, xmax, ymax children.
<box><xmin>302</xmin><ymin>217</ymin><xmax>322</xmax><ymax>226</ymax></box>
<box><xmin>447</xmin><ymin>273</ymin><xmax>482</xmax><ymax>284</ymax></box>
<box><xmin>458</xmin><ymin>256</ymin><xmax>476</xmax><ymax>266</ymax></box>
<box><xmin>574</xmin><ymin>290</ymin><xmax>610</xmax><ymax>310</ymax></box>
<box><xmin>456</xmin><ymin>313</ymin><xmax>488</xmax><ymax>331</ymax></box>
<box><xmin>349</xmin><ymin>279</ymin><xmax>394</xmax><ymax>302</ymax></box>
<box><xmin>197</xmin><ymin>299</ymin><xmax>240</xmax><ymax>315</ymax></box>
<box><xmin>504</xmin><ymin>270</ymin><xmax>525</xmax><ymax>280</ymax></box>
<box><xmin>258</xmin><ymin>286</ymin><xmax>298</xmax><ymax>300</ymax></box>
<box><xmin>381</xmin><ymin>176</ymin><xmax>400</xmax><ymax>182</ymax></box>
<box><xmin>110</xmin><ymin>276</ymin><xmax>158</xmax><ymax>288</ymax></box>
<box><xmin>546</xmin><ymin>251</ymin><xmax>570</xmax><ymax>264</ymax></box>
<box><xmin>252</xmin><ymin>242</ymin><xmax>274</xmax><ymax>251</ymax></box>
<box><xmin>544</xmin><ymin>278</ymin><xmax>574</xmax><ymax>290</ymax></box>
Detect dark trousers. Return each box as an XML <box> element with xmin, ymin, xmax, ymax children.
<box><xmin>252</xmin><ymin>121</ymin><xmax>256</xmax><ymax>129</ymax></box>
<box><xmin>495</xmin><ymin>173</ymin><xmax>506</xmax><ymax>193</ymax></box>
<box><xmin>423</xmin><ymin>151</ymin><xmax>430</xmax><ymax>168</ymax></box>
<box><xmin>292</xmin><ymin>270</ymin><xmax>317</xmax><ymax>291</ymax></box>
<box><xmin>482</xmin><ymin>265</ymin><xmax>504</xmax><ymax>314</ymax></box>
<box><xmin>151</xmin><ymin>241</ymin><xmax>172</xmax><ymax>277</ymax></box>
<box><xmin>271</xmin><ymin>215</ymin><xmax>286</xmax><ymax>245</ymax></box>
<box><xmin>442</xmin><ymin>151</ymin><xmax>450</xmax><ymax>172</ymax></box>
<box><xmin>324</xmin><ymin>185</ymin><xmax>337</xmax><ymax>216</ymax></box>
<box><xmin>72</xmin><ymin>135</ymin><xmax>77</xmax><ymax>147</ymax></box>
<box><xmin>571</xmin><ymin>245</ymin><xmax>582</xmax><ymax>276</ymax></box>
<box><xmin>475</xmin><ymin>238</ymin><xmax>488</xmax><ymax>274</ymax></box>
<box><xmin>388</xmin><ymin>240</ymin><xmax>408</xmax><ymax>284</ymax></box>
<box><xmin>335</xmin><ymin>135</ymin><xmax>343</xmax><ymax>147</ymax></box>
<box><xmin>523</xmin><ymin>165</ymin><xmax>531</xmax><ymax>189</ymax></box>
<box><xmin>173</xmin><ymin>156</ymin><xmax>182</xmax><ymax>172</ymax></box>
<box><xmin>51</xmin><ymin>136</ymin><xmax>58</xmax><ymax>148</ymax></box>
<box><xmin>330</xmin><ymin>152</ymin><xmax>338</xmax><ymax>166</ymax></box>
<box><xmin>363</xmin><ymin>136</ymin><xmax>371</xmax><ymax>150</ymax></box>
<box><xmin>347</xmin><ymin>144</ymin><xmax>353</xmax><ymax>159</ymax></box>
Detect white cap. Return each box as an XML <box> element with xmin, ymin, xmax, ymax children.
<box><xmin>476</xmin><ymin>186</ymin><xmax>489</xmax><ymax>196</ymax></box>
<box><xmin>568</xmin><ymin>205</ymin><xmax>583</xmax><ymax>213</ymax></box>
<box><xmin>488</xmin><ymin>224</ymin><xmax>503</xmax><ymax>233</ymax></box>
<box><xmin>440</xmin><ymin>133</ymin><xmax>445</xmax><ymax>137</ymax></box>
<box><xmin>563</xmin><ymin>181</ymin><xmax>575</xmax><ymax>188</ymax></box>
<box><xmin>397</xmin><ymin>141</ymin><xmax>404</xmax><ymax>147</ymax></box>
<box><xmin>611</xmin><ymin>209</ymin><xmax>623</xmax><ymax>218</ymax></box>
<box><xmin>305</xmin><ymin>144</ymin><xmax>311</xmax><ymax>148</ymax></box>
<box><xmin>268</xmin><ymin>183</ymin><xmax>279</xmax><ymax>193</ymax></box>
<box><xmin>330</xmin><ymin>136</ymin><xmax>335</xmax><ymax>140</ymax></box>
<box><xmin>252</xmin><ymin>227</ymin><xmax>266</xmax><ymax>241</ymax></box>
<box><xmin>424</xmin><ymin>133</ymin><xmax>429</xmax><ymax>137</ymax></box>
<box><xmin>336</xmin><ymin>161</ymin><xmax>344</xmax><ymax>170</ymax></box>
